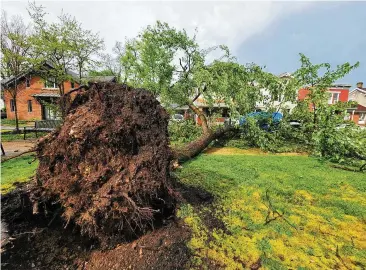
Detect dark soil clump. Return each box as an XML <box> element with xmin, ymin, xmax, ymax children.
<box><xmin>34</xmin><ymin>82</ymin><xmax>175</xmax><ymax>245</ymax></box>
<box><xmin>1</xmin><ymin>183</ymin><xmax>192</xmax><ymax>270</ymax></box>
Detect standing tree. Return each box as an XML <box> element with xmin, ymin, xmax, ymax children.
<box><xmin>69</xmin><ymin>20</ymin><xmax>104</xmax><ymax>82</ymax></box>
<box><xmin>294</xmin><ymin>53</ymin><xmax>359</xmax><ymax>129</ymax></box>
<box><xmin>28</xmin><ymin>4</ymin><xmax>77</xmax><ymax>118</ymax></box>
<box><xmin>27</xmin><ymin>2</ymin><xmax>104</xmax><ymax>117</ymax></box>
<box><xmin>0</xmin><ymin>11</ymin><xmax>32</xmax><ymax>132</ymax></box>
<box><xmin>293</xmin><ymin>53</ymin><xmax>359</xmax><ymax>158</ymax></box>
<box><xmin>96</xmin><ymin>41</ymin><xmax>132</xmax><ymax>83</ymax></box>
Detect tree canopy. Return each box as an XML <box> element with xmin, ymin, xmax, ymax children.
<box><xmin>27</xmin><ymin>2</ymin><xmax>104</xmax><ymax>91</ymax></box>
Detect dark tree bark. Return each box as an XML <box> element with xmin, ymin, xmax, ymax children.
<box><xmin>173</xmin><ymin>124</ymin><xmax>237</xmax><ymax>163</ymax></box>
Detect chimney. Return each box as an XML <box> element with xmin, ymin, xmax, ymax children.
<box><xmin>356</xmin><ymin>82</ymin><xmax>363</xmax><ymax>89</ymax></box>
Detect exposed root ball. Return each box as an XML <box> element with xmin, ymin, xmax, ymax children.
<box><xmin>35</xmin><ymin>83</ymin><xmax>174</xmax><ymax>244</ymax></box>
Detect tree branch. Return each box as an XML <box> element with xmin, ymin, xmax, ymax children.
<box><xmin>64</xmin><ymin>84</ymin><xmax>89</xmax><ymax>96</ymax></box>
<box><xmin>179</xmin><ymin>58</ymin><xmax>187</xmax><ymax>72</ymax></box>
<box><xmin>2</xmin><ymin>149</ymin><xmax>36</xmax><ymax>162</ymax></box>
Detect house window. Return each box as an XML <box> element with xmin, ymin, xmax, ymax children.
<box><xmin>10</xmin><ymin>99</ymin><xmax>15</xmax><ymax>112</ymax></box>
<box><xmin>360</xmin><ymin>113</ymin><xmax>366</xmax><ymax>121</ymax></box>
<box><xmin>333</xmin><ymin>93</ymin><xmax>340</xmax><ymax>103</ymax></box>
<box><xmin>44</xmin><ymin>78</ymin><xmax>57</xmax><ymax>88</ymax></box>
<box><xmin>328</xmin><ymin>92</ymin><xmax>340</xmax><ymax>104</ymax></box>
<box><xmin>71</xmin><ymin>81</ymin><xmax>75</xmax><ymax>88</ymax></box>
<box><xmin>27</xmin><ymin>100</ymin><xmax>33</xmax><ymax>112</ymax></box>
<box><xmin>26</xmin><ymin>78</ymin><xmax>31</xmax><ymax>88</ymax></box>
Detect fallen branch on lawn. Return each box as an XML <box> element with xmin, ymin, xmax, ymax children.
<box><xmin>330</xmin><ymin>164</ymin><xmax>366</xmax><ymax>173</ymax></box>
<box><xmin>263</xmin><ymin>189</ymin><xmax>298</xmax><ymax>231</ymax></box>
<box><xmin>1</xmin><ymin>149</ymin><xmax>36</xmax><ymax>162</ymax></box>
<box><xmin>336</xmin><ymin>245</ymin><xmax>352</xmax><ymax>270</ymax></box>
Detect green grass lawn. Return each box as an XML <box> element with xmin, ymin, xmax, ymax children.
<box><xmin>1</xmin><ymin>130</ymin><xmax>48</xmax><ymax>142</ymax></box>
<box><xmin>176</xmin><ymin>148</ymin><xmax>366</xmax><ymax>269</ymax></box>
<box><xmin>1</xmin><ymin>154</ymin><xmax>38</xmax><ymax>193</ymax></box>
<box><xmin>1</xmin><ymin>119</ymin><xmax>34</xmax><ymax>127</ymax></box>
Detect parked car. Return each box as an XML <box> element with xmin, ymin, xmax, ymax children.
<box><xmin>239</xmin><ymin>112</ymin><xmax>283</xmax><ymax>126</ymax></box>
<box><xmin>224</xmin><ymin>117</ymin><xmax>240</xmax><ymax>126</ymax></box>
<box><xmin>288</xmin><ymin>120</ymin><xmax>301</xmax><ymax>128</ymax></box>
<box><xmin>171</xmin><ymin>114</ymin><xmax>184</xmax><ymax>122</ymax></box>
<box><xmin>335</xmin><ymin>123</ymin><xmax>365</xmax><ymax>131</ymax></box>
<box><xmin>335</xmin><ymin>124</ymin><xmax>349</xmax><ymax>130</ymax></box>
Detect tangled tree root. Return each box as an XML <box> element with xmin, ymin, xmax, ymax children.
<box><xmin>34</xmin><ymin>83</ymin><xmax>176</xmax><ymax>245</ymax></box>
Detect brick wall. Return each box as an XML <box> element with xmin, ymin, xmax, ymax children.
<box><xmin>3</xmin><ymin>76</ymin><xmax>79</xmax><ymax>121</ymax></box>
<box><xmin>298</xmin><ymin>88</ymin><xmax>350</xmax><ymax>102</ymax></box>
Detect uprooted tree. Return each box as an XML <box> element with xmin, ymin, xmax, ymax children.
<box><xmin>34</xmin><ymin>82</ymin><xmax>176</xmax><ymax>245</ymax></box>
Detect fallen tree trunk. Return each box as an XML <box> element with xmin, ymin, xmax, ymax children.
<box><xmin>173</xmin><ymin>124</ymin><xmax>237</xmax><ymax>163</ymax></box>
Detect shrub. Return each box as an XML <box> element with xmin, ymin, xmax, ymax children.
<box><xmin>314</xmin><ymin>125</ymin><xmax>366</xmax><ymax>167</ymax></box>
<box><xmin>168</xmin><ymin>119</ymin><xmax>203</xmax><ymax>144</ymax></box>
<box><xmin>237</xmin><ymin>117</ymin><xmax>309</xmax><ymax>153</ymax></box>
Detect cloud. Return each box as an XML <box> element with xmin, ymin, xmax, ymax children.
<box><xmin>2</xmin><ymin>1</ymin><xmax>313</xmax><ymax>55</ymax></box>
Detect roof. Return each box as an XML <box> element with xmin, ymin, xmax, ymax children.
<box><xmin>278</xmin><ymin>72</ymin><xmax>293</xmax><ymax>78</ymax></box>
<box><xmin>349</xmin><ymin>87</ymin><xmax>366</xmax><ymax>95</ymax></box>
<box><xmin>347</xmin><ymin>104</ymin><xmax>366</xmax><ymax>112</ymax></box>
<box><xmin>194</xmin><ymin>101</ymin><xmax>229</xmax><ymax>108</ymax></box>
<box><xmin>169</xmin><ymin>103</ymin><xmax>189</xmax><ymax>110</ymax></box>
<box><xmin>1</xmin><ymin>62</ymin><xmax>79</xmax><ymax>88</ymax></box>
<box><xmin>1</xmin><ymin>72</ymin><xmax>28</xmax><ymax>86</ymax></box>
<box><xmin>329</xmin><ymin>84</ymin><xmax>352</xmax><ymax>89</ymax></box>
<box><xmin>31</xmin><ymin>93</ymin><xmax>61</xmax><ymax>98</ymax></box>
<box><xmin>84</xmin><ymin>76</ymin><xmax>117</xmax><ymax>83</ymax></box>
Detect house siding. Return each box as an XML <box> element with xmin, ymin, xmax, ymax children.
<box><xmin>3</xmin><ymin>76</ymin><xmax>78</xmax><ymax>120</ymax></box>
<box><xmin>348</xmin><ymin>88</ymin><xmax>366</xmax><ymax>126</ymax></box>
<box><xmin>348</xmin><ymin>104</ymin><xmax>366</xmax><ymax>126</ymax></box>
<box><xmin>349</xmin><ymin>90</ymin><xmax>366</xmax><ymax>107</ymax></box>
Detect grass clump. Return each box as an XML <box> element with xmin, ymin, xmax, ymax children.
<box><xmin>1</xmin><ymin>131</ymin><xmax>48</xmax><ymax>142</ymax></box>
<box><xmin>1</xmin><ymin>154</ymin><xmax>38</xmax><ymax>193</ymax></box>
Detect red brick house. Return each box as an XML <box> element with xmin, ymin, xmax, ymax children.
<box><xmin>298</xmin><ymin>84</ymin><xmax>351</xmax><ymax>108</ymax></box>
<box><xmin>1</xmin><ymin>65</ymin><xmax>79</xmax><ymax>120</ymax></box>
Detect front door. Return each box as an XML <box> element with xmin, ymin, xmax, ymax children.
<box><xmin>42</xmin><ymin>104</ymin><xmax>61</xmax><ymax>120</ymax></box>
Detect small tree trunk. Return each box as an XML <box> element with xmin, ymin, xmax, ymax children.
<box><xmin>79</xmin><ymin>64</ymin><xmax>82</xmax><ymax>83</ymax></box>
<box><xmin>58</xmin><ymin>82</ymin><xmax>67</xmax><ymax>119</ymax></box>
<box><xmin>13</xmin><ymin>80</ymin><xmax>20</xmax><ymax>133</ymax></box>
<box><xmin>13</xmin><ymin>97</ymin><xmax>20</xmax><ymax>133</ymax></box>
<box><xmin>312</xmin><ymin>102</ymin><xmax>317</xmax><ymax>130</ymax></box>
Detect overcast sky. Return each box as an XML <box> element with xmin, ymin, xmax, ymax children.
<box><xmin>2</xmin><ymin>1</ymin><xmax>365</xmax><ymax>88</ymax></box>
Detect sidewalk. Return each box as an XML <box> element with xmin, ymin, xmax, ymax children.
<box><xmin>1</xmin><ymin>140</ymin><xmax>36</xmax><ymax>159</ymax></box>
<box><xmin>1</xmin><ymin>126</ymin><xmax>17</xmax><ymax>131</ymax></box>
